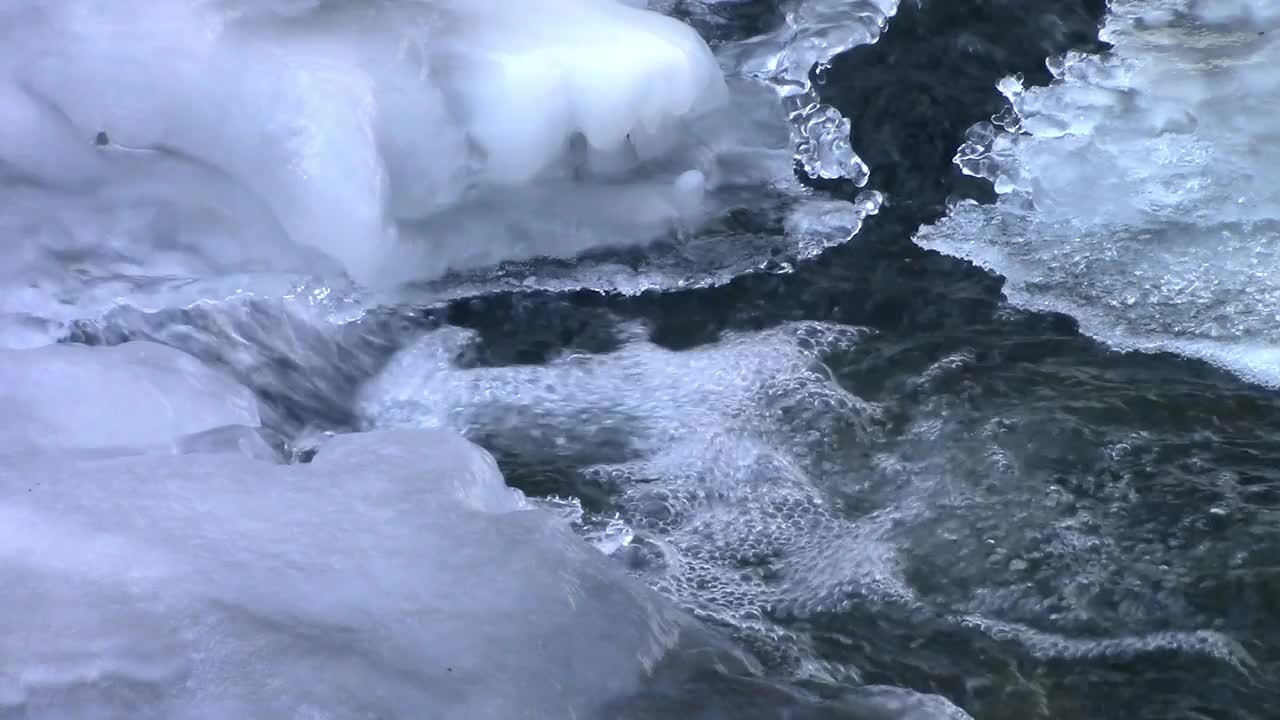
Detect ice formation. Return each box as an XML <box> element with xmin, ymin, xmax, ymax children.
<box><xmin>0</xmin><ymin>429</ymin><xmax>742</xmax><ymax>719</ymax></box>
<box><xmin>415</xmin><ymin>0</ymin><xmax>898</xmax><ymax>294</ymax></box>
<box><xmin>0</xmin><ymin>0</ymin><xmax>728</xmax><ymax>288</ymax></box>
<box><xmin>0</xmin><ymin>318</ymin><xmax>759</xmax><ymax>718</ymax></box>
<box><xmin>722</xmin><ymin>0</ymin><xmax>899</xmax><ymax>184</ymax></box>
<box><xmin>0</xmin><ymin>0</ymin><xmax>903</xmax><ymax>338</ymax></box>
<box><xmin>916</xmin><ymin>0</ymin><xmax>1280</xmax><ymax>386</ymax></box>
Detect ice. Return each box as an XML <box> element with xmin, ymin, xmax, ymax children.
<box><xmin>0</xmin><ymin>0</ymin><xmax>729</xmax><ymax>288</ymax></box>
<box><xmin>0</xmin><ymin>150</ymin><xmax>339</xmax><ymax>348</ymax></box>
<box><xmin>395</xmin><ymin>74</ymin><xmax>880</xmax><ymax>298</ymax></box>
<box><xmin>0</xmin><ymin>429</ymin><xmax>723</xmax><ymax>719</ymax></box>
<box><xmin>447</xmin><ymin>1</ymin><xmax>728</xmax><ymax>183</ymax></box>
<box><xmin>917</xmin><ymin>0</ymin><xmax>1280</xmax><ymax>386</ymax></box>
<box><xmin>0</xmin><ymin>341</ymin><xmax>259</xmax><ymax>457</ymax></box>
<box><xmin>718</xmin><ymin>0</ymin><xmax>900</xmax><ymax>183</ymax></box>
<box><xmin>0</xmin><ymin>0</ymin><xmax>897</xmax><ymax>331</ymax></box>
<box><xmin>384</xmin><ymin>0</ymin><xmax>902</xmax><ymax>297</ymax></box>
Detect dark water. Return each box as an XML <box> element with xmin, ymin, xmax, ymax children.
<box><xmin>439</xmin><ymin>2</ymin><xmax>1280</xmax><ymax>716</ymax></box>
<box><xmin>71</xmin><ymin>1</ymin><xmax>1280</xmax><ymax>717</ymax></box>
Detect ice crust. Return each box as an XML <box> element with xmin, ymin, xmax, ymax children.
<box><xmin>917</xmin><ymin>0</ymin><xmax>1280</xmax><ymax>386</ymax></box>
<box><xmin>0</xmin><ymin>429</ymin><xmax>707</xmax><ymax>719</ymax></box>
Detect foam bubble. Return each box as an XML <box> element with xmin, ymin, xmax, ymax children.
<box><xmin>360</xmin><ymin>322</ymin><xmax>901</xmax><ymax>678</ymax></box>
<box><xmin>360</xmin><ymin>319</ymin><xmax>1257</xmax><ymax>682</ymax></box>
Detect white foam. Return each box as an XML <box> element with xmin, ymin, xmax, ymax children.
<box><xmin>919</xmin><ymin>0</ymin><xmax>1280</xmax><ymax>386</ymax></box>
<box><xmin>0</xmin><ymin>429</ymin><xmax>703</xmax><ymax>719</ymax></box>
<box><xmin>0</xmin><ymin>0</ymin><xmax>897</xmax><ymax>332</ymax></box>
<box><xmin>359</xmin><ymin>322</ymin><xmax>910</xmax><ymax>679</ymax></box>
<box><xmin>361</xmin><ymin>319</ymin><xmax>1254</xmax><ymax>682</ymax></box>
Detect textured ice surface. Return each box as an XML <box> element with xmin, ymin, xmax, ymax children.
<box><xmin>0</xmin><ymin>157</ymin><xmax>344</xmax><ymax>348</ymax></box>
<box><xmin>0</xmin><ymin>429</ymin><xmax>712</xmax><ymax>719</ymax></box>
<box><xmin>916</xmin><ymin>0</ymin><xmax>1280</xmax><ymax>386</ymax></box>
<box><xmin>0</xmin><ymin>341</ymin><xmax>259</xmax><ymax>457</ymax></box>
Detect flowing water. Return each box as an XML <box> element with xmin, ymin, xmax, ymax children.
<box><xmin>3</xmin><ymin>1</ymin><xmax>1279</xmax><ymax>718</ymax></box>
